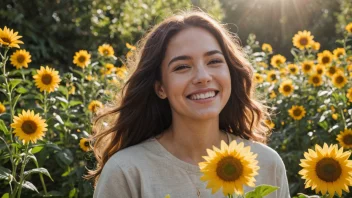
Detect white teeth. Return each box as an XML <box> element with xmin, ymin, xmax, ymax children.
<box><xmin>189</xmin><ymin>91</ymin><xmax>216</xmax><ymax>100</ymax></box>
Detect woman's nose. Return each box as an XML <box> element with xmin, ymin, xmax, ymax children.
<box><xmin>192</xmin><ymin>64</ymin><xmax>212</xmax><ymax>85</ymax></box>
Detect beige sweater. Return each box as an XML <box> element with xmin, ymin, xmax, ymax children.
<box><xmin>93</xmin><ymin>133</ymin><xmax>290</xmax><ymax>198</ymax></box>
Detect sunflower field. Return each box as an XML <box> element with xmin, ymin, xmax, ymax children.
<box><xmin>1</xmin><ymin>2</ymin><xmax>352</xmax><ymax>198</ymax></box>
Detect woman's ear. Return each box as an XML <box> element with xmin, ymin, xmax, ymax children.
<box><xmin>154</xmin><ymin>81</ymin><xmax>167</xmax><ymax>99</ymax></box>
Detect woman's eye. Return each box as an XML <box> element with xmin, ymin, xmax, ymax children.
<box><xmin>209</xmin><ymin>59</ymin><xmax>223</xmax><ymax>64</ymax></box>
<box><xmin>174</xmin><ymin>65</ymin><xmax>189</xmax><ymax>71</ymax></box>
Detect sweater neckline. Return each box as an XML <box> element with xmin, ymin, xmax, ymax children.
<box><xmin>150</xmin><ymin>132</ymin><xmax>233</xmax><ymax>173</ymax></box>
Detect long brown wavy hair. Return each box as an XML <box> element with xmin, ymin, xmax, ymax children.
<box><xmin>85</xmin><ymin>10</ymin><xmax>271</xmax><ymax>186</ymax></box>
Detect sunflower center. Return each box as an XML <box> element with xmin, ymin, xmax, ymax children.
<box><xmin>216</xmin><ymin>156</ymin><xmax>243</xmax><ymax>181</ymax></box>
<box><xmin>21</xmin><ymin>120</ymin><xmax>37</xmax><ymax>135</ymax></box>
<box><xmin>84</xmin><ymin>141</ymin><xmax>89</xmax><ymax>147</ymax></box>
<box><xmin>0</xmin><ymin>37</ymin><xmax>10</xmax><ymax>44</ymax></box>
<box><xmin>283</xmin><ymin>85</ymin><xmax>292</xmax><ymax>92</ymax></box>
<box><xmin>329</xmin><ymin>67</ymin><xmax>336</xmax><ymax>75</ymax></box>
<box><xmin>336</xmin><ymin>53</ymin><xmax>342</xmax><ymax>58</ymax></box>
<box><xmin>103</xmin><ymin>50</ymin><xmax>109</xmax><ymax>55</ymax></box>
<box><xmin>293</xmin><ymin>108</ymin><xmax>302</xmax><ymax>116</ymax></box>
<box><xmin>276</xmin><ymin>60</ymin><xmax>282</xmax><ymax>65</ymax></box>
<box><xmin>317</xmin><ymin>69</ymin><xmax>323</xmax><ymax>74</ymax></box>
<box><xmin>304</xmin><ymin>64</ymin><xmax>311</xmax><ymax>71</ymax></box>
<box><xmin>17</xmin><ymin>55</ymin><xmax>25</xmax><ymax>63</ymax></box>
<box><xmin>270</xmin><ymin>74</ymin><xmax>276</xmax><ymax>81</ymax></box>
<box><xmin>316</xmin><ymin>158</ymin><xmax>341</xmax><ymax>182</ymax></box>
<box><xmin>41</xmin><ymin>74</ymin><xmax>53</xmax><ymax>85</ymax></box>
<box><xmin>290</xmin><ymin>68</ymin><xmax>296</xmax><ymax>72</ymax></box>
<box><xmin>336</xmin><ymin>76</ymin><xmax>344</xmax><ymax>84</ymax></box>
<box><xmin>343</xmin><ymin>134</ymin><xmax>352</xmax><ymax>145</ymax></box>
<box><xmin>322</xmin><ymin>57</ymin><xmax>330</xmax><ymax>64</ymax></box>
<box><xmin>313</xmin><ymin>76</ymin><xmax>320</xmax><ymax>84</ymax></box>
<box><xmin>78</xmin><ymin>56</ymin><xmax>86</xmax><ymax>63</ymax></box>
<box><xmin>299</xmin><ymin>38</ymin><xmax>308</xmax><ymax>45</ymax></box>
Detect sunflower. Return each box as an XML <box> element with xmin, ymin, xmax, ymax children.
<box><xmin>331</xmin><ymin>72</ymin><xmax>347</xmax><ymax>89</ymax></box>
<box><xmin>308</xmin><ymin>74</ymin><xmax>323</xmax><ymax>87</ymax></box>
<box><xmin>310</xmin><ymin>41</ymin><xmax>320</xmax><ymax>51</ymax></box>
<box><xmin>270</xmin><ymin>54</ymin><xmax>286</xmax><ymax>68</ymax></box>
<box><xmin>332</xmin><ymin>113</ymin><xmax>339</xmax><ymax>120</ymax></box>
<box><xmin>318</xmin><ymin>50</ymin><xmax>333</xmax><ymax>66</ymax></box>
<box><xmin>98</xmin><ymin>44</ymin><xmax>114</xmax><ymax>57</ymax></box>
<box><xmin>199</xmin><ymin>140</ymin><xmax>259</xmax><ymax>196</ymax></box>
<box><xmin>325</xmin><ymin>66</ymin><xmax>343</xmax><ymax>78</ymax></box>
<box><xmin>262</xmin><ymin>43</ymin><xmax>272</xmax><ymax>53</ymax></box>
<box><xmin>0</xmin><ymin>102</ymin><xmax>5</xmax><ymax>114</ymax></box>
<box><xmin>347</xmin><ymin>88</ymin><xmax>352</xmax><ymax>102</ymax></box>
<box><xmin>279</xmin><ymin>80</ymin><xmax>294</xmax><ymax>96</ymax></box>
<box><xmin>253</xmin><ymin>73</ymin><xmax>263</xmax><ymax>84</ymax></box>
<box><xmin>79</xmin><ymin>138</ymin><xmax>91</xmax><ymax>152</ymax></box>
<box><xmin>33</xmin><ymin>66</ymin><xmax>61</xmax><ymax>93</ymax></box>
<box><xmin>346</xmin><ymin>22</ymin><xmax>352</xmax><ymax>33</ymax></box>
<box><xmin>269</xmin><ymin>91</ymin><xmax>277</xmax><ymax>99</ymax></box>
<box><xmin>333</xmin><ymin>48</ymin><xmax>345</xmax><ymax>60</ymax></box>
<box><xmin>11</xmin><ymin>110</ymin><xmax>47</xmax><ymax>144</ymax></box>
<box><xmin>73</xmin><ymin>50</ymin><xmax>91</xmax><ymax>68</ymax></box>
<box><xmin>257</xmin><ymin>62</ymin><xmax>268</xmax><ymax>68</ymax></box>
<box><xmin>288</xmin><ymin>105</ymin><xmax>306</xmax><ymax>120</ymax></box>
<box><xmin>314</xmin><ymin>64</ymin><xmax>325</xmax><ymax>75</ymax></box>
<box><xmin>102</xmin><ymin>63</ymin><xmax>116</xmax><ymax>75</ymax></box>
<box><xmin>0</xmin><ymin>26</ymin><xmax>24</xmax><ymax>48</ymax></box>
<box><xmin>287</xmin><ymin>64</ymin><xmax>299</xmax><ymax>75</ymax></box>
<box><xmin>88</xmin><ymin>100</ymin><xmax>103</xmax><ymax>113</ymax></box>
<box><xmin>292</xmin><ymin>30</ymin><xmax>314</xmax><ymax>50</ymax></box>
<box><xmin>266</xmin><ymin>70</ymin><xmax>278</xmax><ymax>83</ymax></box>
<box><xmin>10</xmin><ymin>49</ymin><xmax>32</xmax><ymax>69</ymax></box>
<box><xmin>279</xmin><ymin>68</ymin><xmax>288</xmax><ymax>77</ymax></box>
<box><xmin>264</xmin><ymin>119</ymin><xmax>275</xmax><ymax>129</ymax></box>
<box><xmin>299</xmin><ymin>143</ymin><xmax>352</xmax><ymax>198</ymax></box>
<box><xmin>301</xmin><ymin>61</ymin><xmax>314</xmax><ymax>74</ymax></box>
<box><xmin>337</xmin><ymin>129</ymin><xmax>352</xmax><ymax>149</ymax></box>
<box><xmin>116</xmin><ymin>65</ymin><xmax>127</xmax><ymax>79</ymax></box>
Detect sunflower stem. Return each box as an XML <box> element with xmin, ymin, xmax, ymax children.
<box><xmin>2</xmin><ymin>48</ymin><xmax>18</xmax><ymax>190</ymax></box>
<box><xmin>20</xmin><ymin>68</ymin><xmax>25</xmax><ymax>80</ymax></box>
<box><xmin>13</xmin><ymin>143</ymin><xmax>29</xmax><ymax>198</ymax></box>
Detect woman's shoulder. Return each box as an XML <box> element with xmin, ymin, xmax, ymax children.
<box><xmin>104</xmin><ymin>138</ymin><xmax>160</xmax><ymax>169</ymax></box>
<box><xmin>228</xmin><ymin>133</ymin><xmax>284</xmax><ymax>166</ymax></box>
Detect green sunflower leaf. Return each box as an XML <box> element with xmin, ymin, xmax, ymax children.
<box><xmin>0</xmin><ymin>120</ymin><xmax>9</xmax><ymax>135</ymax></box>
<box><xmin>24</xmin><ymin>167</ymin><xmax>53</xmax><ymax>181</ymax></box>
<box><xmin>245</xmin><ymin>185</ymin><xmax>279</xmax><ymax>198</ymax></box>
<box><xmin>22</xmin><ymin>180</ymin><xmax>39</xmax><ymax>193</ymax></box>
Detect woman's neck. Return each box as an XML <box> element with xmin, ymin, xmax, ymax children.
<box><xmin>156</xmin><ymin>116</ymin><xmax>228</xmax><ymax>166</ymax></box>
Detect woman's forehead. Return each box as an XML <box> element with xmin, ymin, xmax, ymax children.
<box><xmin>165</xmin><ymin>27</ymin><xmax>222</xmax><ymax>58</ymax></box>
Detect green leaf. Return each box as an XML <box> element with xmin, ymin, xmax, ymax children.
<box><xmin>56</xmin><ymin>96</ymin><xmax>68</xmax><ymax>104</ymax></box>
<box><xmin>24</xmin><ymin>167</ymin><xmax>53</xmax><ymax>181</ymax></box>
<box><xmin>69</xmin><ymin>100</ymin><xmax>82</xmax><ymax>107</ymax></box>
<box><xmin>30</xmin><ymin>146</ymin><xmax>44</xmax><ymax>154</ymax></box>
<box><xmin>12</xmin><ymin>94</ymin><xmax>21</xmax><ymax>110</ymax></box>
<box><xmin>69</xmin><ymin>188</ymin><xmax>77</xmax><ymax>198</ymax></box>
<box><xmin>0</xmin><ymin>166</ymin><xmax>11</xmax><ymax>180</ymax></box>
<box><xmin>45</xmin><ymin>142</ymin><xmax>62</xmax><ymax>151</ymax></box>
<box><xmin>54</xmin><ymin>114</ymin><xmax>64</xmax><ymax>125</ymax></box>
<box><xmin>58</xmin><ymin>86</ymin><xmax>68</xmax><ymax>96</ymax></box>
<box><xmin>245</xmin><ymin>185</ymin><xmax>279</xmax><ymax>198</ymax></box>
<box><xmin>22</xmin><ymin>180</ymin><xmax>39</xmax><ymax>193</ymax></box>
<box><xmin>15</xmin><ymin>86</ymin><xmax>28</xmax><ymax>94</ymax></box>
<box><xmin>1</xmin><ymin>193</ymin><xmax>9</xmax><ymax>198</ymax></box>
<box><xmin>0</xmin><ymin>119</ymin><xmax>9</xmax><ymax>135</ymax></box>
<box><xmin>9</xmin><ymin>79</ymin><xmax>22</xmax><ymax>92</ymax></box>
<box><xmin>71</xmin><ymin>69</ymin><xmax>85</xmax><ymax>78</ymax></box>
<box><xmin>56</xmin><ymin>149</ymin><xmax>73</xmax><ymax>166</ymax></box>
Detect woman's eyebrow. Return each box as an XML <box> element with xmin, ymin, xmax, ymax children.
<box><xmin>168</xmin><ymin>50</ymin><xmax>223</xmax><ymax>67</ymax></box>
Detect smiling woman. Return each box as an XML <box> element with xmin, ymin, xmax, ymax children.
<box><xmin>87</xmin><ymin>10</ymin><xmax>290</xmax><ymax>198</ymax></box>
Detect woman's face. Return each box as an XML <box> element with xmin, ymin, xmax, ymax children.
<box><xmin>156</xmin><ymin>27</ymin><xmax>231</xmax><ymax>121</ymax></box>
